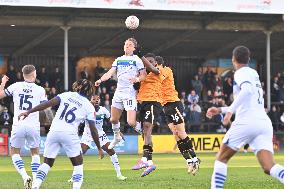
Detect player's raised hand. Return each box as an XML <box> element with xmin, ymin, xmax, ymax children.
<box><xmin>94</xmin><ymin>79</ymin><xmax>102</xmax><ymax>87</ymax></box>
<box><xmin>206</xmin><ymin>107</ymin><xmax>220</xmax><ymax>119</ymax></box>
<box><xmin>98</xmin><ymin>149</ymin><xmax>104</xmax><ymax>159</ymax></box>
<box><xmin>223</xmin><ymin>112</ymin><xmax>232</xmax><ymax>126</ymax></box>
<box><xmin>18</xmin><ymin>112</ymin><xmax>29</xmax><ymax>121</ymax></box>
<box><xmin>1</xmin><ymin>75</ymin><xmax>9</xmax><ymax>84</ymax></box>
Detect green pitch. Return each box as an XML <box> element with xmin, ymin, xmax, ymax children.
<box><xmin>0</xmin><ymin>153</ymin><xmax>284</xmax><ymax>189</ymax></box>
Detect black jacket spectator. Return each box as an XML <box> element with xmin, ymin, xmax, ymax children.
<box><xmin>93</xmin><ymin>61</ymin><xmax>105</xmax><ymax>81</ymax></box>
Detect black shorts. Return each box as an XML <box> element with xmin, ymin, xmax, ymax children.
<box><xmin>139</xmin><ymin>101</ymin><xmax>163</xmax><ymax>124</ymax></box>
<box><xmin>164</xmin><ymin>101</ymin><xmax>184</xmax><ymax>125</ymax></box>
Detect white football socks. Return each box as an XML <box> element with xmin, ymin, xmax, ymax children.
<box><xmin>72</xmin><ymin>165</ymin><xmax>84</xmax><ymax>189</ymax></box>
<box><xmin>112</xmin><ymin>123</ymin><xmax>121</xmax><ymax>138</ymax></box>
<box><xmin>12</xmin><ymin>154</ymin><xmax>28</xmax><ymax>180</ymax></box>
<box><xmin>31</xmin><ymin>155</ymin><xmax>40</xmax><ymax>181</ymax></box>
<box><xmin>33</xmin><ymin>163</ymin><xmax>50</xmax><ymax>188</ymax></box>
<box><xmin>110</xmin><ymin>154</ymin><xmax>122</xmax><ymax>177</ymax></box>
<box><xmin>211</xmin><ymin>160</ymin><xmax>227</xmax><ymax>189</ymax></box>
<box><xmin>270</xmin><ymin>164</ymin><xmax>284</xmax><ymax>184</ymax></box>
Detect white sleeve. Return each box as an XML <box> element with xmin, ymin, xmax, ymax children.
<box><xmin>112</xmin><ymin>58</ymin><xmax>118</xmax><ymax>68</ymax></box>
<box><xmin>56</xmin><ymin>92</ymin><xmax>66</xmax><ymax>103</ymax></box>
<box><xmin>221</xmin><ymin>107</ymin><xmax>229</xmax><ymax>114</ymax></box>
<box><xmin>40</xmin><ymin>88</ymin><xmax>48</xmax><ymax>102</ymax></box>
<box><xmin>4</xmin><ymin>83</ymin><xmax>17</xmax><ymax>97</ymax></box>
<box><xmin>103</xmin><ymin>107</ymin><xmax>111</xmax><ymax>119</ymax></box>
<box><xmin>86</xmin><ymin>104</ymin><xmax>96</xmax><ymax>122</ymax></box>
<box><xmin>136</xmin><ymin>56</ymin><xmax>145</xmax><ymax>71</ymax></box>
<box><xmin>234</xmin><ymin>69</ymin><xmax>252</xmax><ymax>89</ymax></box>
<box><xmin>227</xmin><ymin>82</ymin><xmax>253</xmax><ymax>113</ymax></box>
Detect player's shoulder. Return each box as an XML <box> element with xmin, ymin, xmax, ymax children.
<box><xmin>58</xmin><ymin>91</ymin><xmax>74</xmax><ymax>99</ymax></box>
<box><xmin>235</xmin><ymin>67</ymin><xmax>255</xmax><ymax>77</ymax></box>
<box><xmin>35</xmin><ymin>84</ymin><xmax>45</xmax><ymax>91</ymax></box>
<box><xmin>11</xmin><ymin>81</ymin><xmax>23</xmax><ymax>87</ymax></box>
<box><xmin>100</xmin><ymin>106</ymin><xmax>109</xmax><ymax>112</ymax></box>
<box><xmin>7</xmin><ymin>81</ymin><xmax>25</xmax><ymax>90</ymax></box>
<box><xmin>162</xmin><ymin>66</ymin><xmax>172</xmax><ymax>75</ymax></box>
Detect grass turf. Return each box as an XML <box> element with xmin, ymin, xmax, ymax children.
<box><xmin>0</xmin><ymin>153</ymin><xmax>283</xmax><ymax>189</ymax></box>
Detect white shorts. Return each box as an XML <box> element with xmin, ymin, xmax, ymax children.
<box><xmin>223</xmin><ymin>119</ymin><xmax>274</xmax><ymax>154</ymax></box>
<box><xmin>81</xmin><ymin>130</ymin><xmax>109</xmax><ymax>148</ymax></box>
<box><xmin>43</xmin><ymin>131</ymin><xmax>82</xmax><ymax>158</ymax></box>
<box><xmin>112</xmin><ymin>89</ymin><xmax>137</xmax><ymax>111</ymax></box>
<box><xmin>10</xmin><ymin>124</ymin><xmax>40</xmax><ymax>149</ymax></box>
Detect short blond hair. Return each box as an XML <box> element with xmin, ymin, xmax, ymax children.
<box><xmin>22</xmin><ymin>65</ymin><xmax>36</xmax><ymax>76</ymax></box>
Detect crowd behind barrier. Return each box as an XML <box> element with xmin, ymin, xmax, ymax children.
<box><xmin>1</xmin><ymin>65</ymin><xmax>284</xmax><ymax>136</ymax></box>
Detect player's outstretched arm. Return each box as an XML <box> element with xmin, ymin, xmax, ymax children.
<box><xmin>95</xmin><ymin>67</ymin><xmax>116</xmax><ymax>87</ymax></box>
<box><xmin>134</xmin><ymin>45</ymin><xmax>160</xmax><ymax>75</ymax></box>
<box><xmin>206</xmin><ymin>107</ymin><xmax>221</xmax><ymax>119</ymax></box>
<box><xmin>141</xmin><ymin>57</ymin><xmax>160</xmax><ymax>75</ymax></box>
<box><xmin>18</xmin><ymin>97</ymin><xmax>60</xmax><ymax>120</ymax></box>
<box><xmin>0</xmin><ymin>75</ymin><xmax>9</xmax><ymax>99</ymax></box>
<box><xmin>88</xmin><ymin>120</ymin><xmax>104</xmax><ymax>159</ymax></box>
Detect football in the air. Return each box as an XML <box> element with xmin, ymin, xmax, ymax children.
<box><xmin>125</xmin><ymin>15</ymin><xmax>139</xmax><ymax>30</ymax></box>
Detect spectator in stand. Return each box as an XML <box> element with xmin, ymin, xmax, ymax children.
<box><xmin>187</xmin><ymin>89</ymin><xmax>199</xmax><ymax>105</ymax></box>
<box><xmin>108</xmin><ymin>85</ymin><xmax>116</xmax><ymax>100</ymax></box>
<box><xmin>0</xmin><ymin>107</ymin><xmax>11</xmax><ymax>125</ymax></box>
<box><xmin>203</xmin><ymin>67</ymin><xmax>216</xmax><ymax>92</ymax></box>
<box><xmin>48</xmin><ymin>87</ymin><xmax>59</xmax><ymax>112</ymax></box>
<box><xmin>51</xmin><ymin>67</ymin><xmax>63</xmax><ymax>92</ymax></box>
<box><xmin>189</xmin><ymin>100</ymin><xmax>202</xmax><ymax>132</ymax></box>
<box><xmin>268</xmin><ymin>105</ymin><xmax>280</xmax><ymax>131</ymax></box>
<box><xmin>100</xmin><ymin>87</ymin><xmax>108</xmax><ymax>104</ymax></box>
<box><xmin>197</xmin><ymin>67</ymin><xmax>203</xmax><ymax>82</ymax></box>
<box><xmin>210</xmin><ymin>97</ymin><xmax>219</xmax><ymax>107</ymax></box>
<box><xmin>104</xmin><ymin>99</ymin><xmax>111</xmax><ymax>113</ymax></box>
<box><xmin>271</xmin><ymin>76</ymin><xmax>280</xmax><ymax>101</ymax></box>
<box><xmin>206</xmin><ymin>90</ymin><xmax>214</xmax><ymax>103</ymax></box>
<box><xmin>38</xmin><ymin>67</ymin><xmax>49</xmax><ymax>86</ymax></box>
<box><xmin>223</xmin><ymin>77</ymin><xmax>233</xmax><ymax>103</ymax></box>
<box><xmin>212</xmin><ymin>74</ymin><xmax>222</xmax><ymax>92</ymax></box>
<box><xmin>191</xmin><ymin>75</ymin><xmax>203</xmax><ymax>98</ymax></box>
<box><xmin>279</xmin><ymin>84</ymin><xmax>284</xmax><ymax>102</ymax></box>
<box><xmin>180</xmin><ymin>90</ymin><xmax>187</xmax><ymax>102</ymax></box>
<box><xmin>48</xmin><ymin>87</ymin><xmax>57</xmax><ymax>99</ymax></box>
<box><xmin>93</xmin><ymin>61</ymin><xmax>105</xmax><ymax>82</ymax></box>
<box><xmin>202</xmin><ymin>89</ymin><xmax>212</xmax><ymax>112</ymax></box>
<box><xmin>276</xmin><ymin>72</ymin><xmax>283</xmax><ymax>86</ymax></box>
<box><xmin>281</xmin><ymin>71</ymin><xmax>284</xmax><ymax>85</ymax></box>
<box><xmin>44</xmin><ymin>81</ymin><xmax>51</xmax><ymax>96</ymax></box>
<box><xmin>15</xmin><ymin>71</ymin><xmax>23</xmax><ymax>82</ymax></box>
<box><xmin>6</xmin><ymin>65</ymin><xmax>17</xmax><ymax>86</ymax></box>
<box><xmin>213</xmin><ymin>89</ymin><xmax>223</xmax><ymax>98</ymax></box>
<box><xmin>105</xmin><ymin>93</ymin><xmax>110</xmax><ymax>101</ymax></box>
<box><xmin>80</xmin><ymin>66</ymin><xmax>89</xmax><ymax>79</ymax></box>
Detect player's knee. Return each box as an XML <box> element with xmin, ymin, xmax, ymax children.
<box><xmin>172</xmin><ymin>131</ymin><xmax>178</xmax><ymax>136</ymax></box>
<box><xmin>110</xmin><ymin>118</ymin><xmax>119</xmax><ymax>124</ymax></box>
<box><xmin>127</xmin><ymin>120</ymin><xmax>136</xmax><ymax>127</ymax></box>
<box><xmin>177</xmin><ymin>130</ymin><xmax>187</xmax><ymax>139</ymax></box>
<box><xmin>143</xmin><ymin>122</ymin><xmax>152</xmax><ymax>128</ymax></box>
